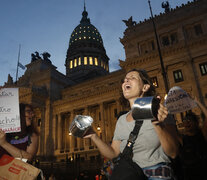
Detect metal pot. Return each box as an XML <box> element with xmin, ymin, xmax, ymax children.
<box><xmin>69</xmin><ymin>115</ymin><xmax>93</xmax><ymax>138</ymax></box>
<box><xmin>132</xmin><ymin>96</ymin><xmax>160</xmax><ymax>120</ymax></box>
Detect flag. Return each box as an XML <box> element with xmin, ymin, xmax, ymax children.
<box><xmin>18</xmin><ymin>62</ymin><xmax>25</xmax><ymax>70</ymax></box>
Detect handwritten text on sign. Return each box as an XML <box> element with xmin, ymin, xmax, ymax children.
<box><xmin>0</xmin><ymin>88</ymin><xmax>21</xmax><ymax>133</ymax></box>
<box><xmin>165</xmin><ymin>86</ymin><xmax>197</xmax><ymax>114</ymax></box>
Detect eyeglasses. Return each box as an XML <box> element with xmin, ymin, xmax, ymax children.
<box><xmin>25</xmin><ymin>110</ymin><xmax>34</xmax><ymax>114</ymax></box>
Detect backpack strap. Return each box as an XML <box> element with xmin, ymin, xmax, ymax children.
<box><xmin>122</xmin><ymin>120</ymin><xmax>143</xmax><ymax>159</ymax></box>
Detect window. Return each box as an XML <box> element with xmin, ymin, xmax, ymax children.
<box><xmin>140</xmin><ymin>43</ymin><xmax>148</xmax><ymax>53</ymax></box>
<box><xmin>89</xmin><ymin>57</ymin><xmax>93</xmax><ymax>65</ymax></box>
<box><xmin>74</xmin><ymin>59</ymin><xmax>77</xmax><ymax>67</ymax></box>
<box><xmin>84</xmin><ymin>57</ymin><xmax>87</xmax><ymax>65</ymax></box>
<box><xmin>173</xmin><ymin>70</ymin><xmax>184</xmax><ymax>83</ymax></box>
<box><xmin>170</xmin><ymin>33</ymin><xmax>178</xmax><ymax>44</ymax></box>
<box><xmin>151</xmin><ymin>77</ymin><xmax>158</xmax><ymax>88</ymax></box>
<box><xmin>94</xmin><ymin>57</ymin><xmax>98</xmax><ymax>66</ymax></box>
<box><xmin>161</xmin><ymin>32</ymin><xmax>178</xmax><ymax>46</ymax></box>
<box><xmin>70</xmin><ymin>60</ymin><xmax>73</xmax><ymax>69</ymax></box>
<box><xmin>78</xmin><ymin>57</ymin><xmax>81</xmax><ymax>65</ymax></box>
<box><xmin>199</xmin><ymin>62</ymin><xmax>207</xmax><ymax>75</ymax></box>
<box><xmin>194</xmin><ymin>24</ymin><xmax>203</xmax><ymax>36</ymax></box>
<box><xmin>162</xmin><ymin>36</ymin><xmax>170</xmax><ymax>46</ymax></box>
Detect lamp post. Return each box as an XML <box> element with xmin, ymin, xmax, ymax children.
<box><xmin>148</xmin><ymin>0</ymin><xmax>169</xmax><ymax>93</ymax></box>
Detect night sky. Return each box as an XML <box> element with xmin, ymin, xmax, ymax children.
<box><xmin>0</xmin><ymin>0</ymin><xmax>192</xmax><ymax>86</ymax></box>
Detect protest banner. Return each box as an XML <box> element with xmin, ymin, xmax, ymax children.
<box><xmin>0</xmin><ymin>154</ymin><xmax>40</xmax><ymax>180</ymax></box>
<box><xmin>0</xmin><ymin>88</ymin><xmax>21</xmax><ymax>133</ymax></box>
<box><xmin>165</xmin><ymin>86</ymin><xmax>197</xmax><ymax>114</ymax></box>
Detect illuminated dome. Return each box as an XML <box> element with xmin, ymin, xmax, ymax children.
<box><xmin>65</xmin><ymin>4</ymin><xmax>109</xmax><ymax>83</ymax></box>
<box><xmin>69</xmin><ymin>18</ymin><xmax>103</xmax><ymax>47</ymax></box>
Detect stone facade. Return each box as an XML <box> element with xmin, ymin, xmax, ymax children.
<box><xmin>120</xmin><ymin>0</ymin><xmax>207</xmax><ymax>125</ymax></box>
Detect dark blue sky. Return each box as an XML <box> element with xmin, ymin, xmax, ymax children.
<box><xmin>0</xmin><ymin>0</ymin><xmax>192</xmax><ymax>85</ymax></box>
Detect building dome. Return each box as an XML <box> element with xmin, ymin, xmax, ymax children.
<box><xmin>65</xmin><ymin>4</ymin><xmax>109</xmax><ymax>83</ymax></box>
<box><xmin>69</xmin><ymin>21</ymin><xmax>103</xmax><ymax>47</ymax></box>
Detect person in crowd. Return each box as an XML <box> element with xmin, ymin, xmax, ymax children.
<box><xmin>194</xmin><ymin>96</ymin><xmax>207</xmax><ymax>140</ymax></box>
<box><xmin>0</xmin><ymin>103</ymin><xmax>39</xmax><ymax>161</ymax></box>
<box><xmin>178</xmin><ymin>97</ymin><xmax>207</xmax><ymax>180</ymax></box>
<box><xmin>85</xmin><ymin>69</ymin><xmax>180</xmax><ymax>180</ymax></box>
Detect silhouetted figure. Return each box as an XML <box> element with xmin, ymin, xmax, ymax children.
<box><xmin>35</xmin><ymin>51</ymin><xmax>41</xmax><ymax>60</ymax></box>
<box><xmin>7</xmin><ymin>74</ymin><xmax>13</xmax><ymax>85</ymax></box>
<box><xmin>179</xmin><ymin>111</ymin><xmax>207</xmax><ymax>180</ymax></box>
<box><xmin>122</xmin><ymin>16</ymin><xmax>136</xmax><ymax>28</ymax></box>
<box><xmin>31</xmin><ymin>53</ymin><xmax>37</xmax><ymax>62</ymax></box>
<box><xmin>42</xmin><ymin>52</ymin><xmax>51</xmax><ymax>63</ymax></box>
<box><xmin>162</xmin><ymin>1</ymin><xmax>170</xmax><ymax>13</ymax></box>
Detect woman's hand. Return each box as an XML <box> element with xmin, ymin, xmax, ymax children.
<box><xmin>152</xmin><ymin>96</ymin><xmax>168</xmax><ymax>125</ymax></box>
<box><xmin>83</xmin><ymin>127</ymin><xmax>96</xmax><ymax>138</ymax></box>
<box><xmin>157</xmin><ymin>104</ymin><xmax>168</xmax><ymax>122</ymax></box>
<box><xmin>0</xmin><ymin>129</ymin><xmax>6</xmax><ymax>146</ymax></box>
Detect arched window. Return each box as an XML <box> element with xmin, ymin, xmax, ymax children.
<box><xmin>74</xmin><ymin>59</ymin><xmax>77</xmax><ymax>67</ymax></box>
<box><xmin>78</xmin><ymin>57</ymin><xmax>81</xmax><ymax>65</ymax></box>
<box><xmin>89</xmin><ymin>57</ymin><xmax>93</xmax><ymax>65</ymax></box>
<box><xmin>84</xmin><ymin>57</ymin><xmax>87</xmax><ymax>65</ymax></box>
<box><xmin>94</xmin><ymin>57</ymin><xmax>98</xmax><ymax>66</ymax></box>
<box><xmin>70</xmin><ymin>60</ymin><xmax>73</xmax><ymax>69</ymax></box>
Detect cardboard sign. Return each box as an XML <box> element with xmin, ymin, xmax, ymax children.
<box><xmin>0</xmin><ymin>88</ymin><xmax>21</xmax><ymax>133</ymax></box>
<box><xmin>165</xmin><ymin>86</ymin><xmax>197</xmax><ymax>114</ymax></box>
<box><xmin>0</xmin><ymin>154</ymin><xmax>40</xmax><ymax>180</ymax></box>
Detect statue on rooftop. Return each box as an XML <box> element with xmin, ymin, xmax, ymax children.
<box><xmin>122</xmin><ymin>16</ymin><xmax>136</xmax><ymax>28</ymax></box>
<box><xmin>35</xmin><ymin>51</ymin><xmax>41</xmax><ymax>60</ymax></box>
<box><xmin>31</xmin><ymin>53</ymin><xmax>37</xmax><ymax>62</ymax></box>
<box><xmin>42</xmin><ymin>52</ymin><xmax>51</xmax><ymax>63</ymax></box>
<box><xmin>31</xmin><ymin>51</ymin><xmax>43</xmax><ymax>62</ymax></box>
<box><xmin>7</xmin><ymin>74</ymin><xmax>13</xmax><ymax>85</ymax></box>
<box><xmin>162</xmin><ymin>1</ymin><xmax>170</xmax><ymax>13</ymax></box>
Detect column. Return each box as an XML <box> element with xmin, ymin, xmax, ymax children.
<box><xmin>100</xmin><ymin>103</ymin><xmax>106</xmax><ymax>142</ymax></box>
<box><xmin>57</xmin><ymin>113</ymin><xmax>62</xmax><ymax>150</ymax></box>
<box><xmin>40</xmin><ymin>107</ymin><xmax>45</xmax><ymax>156</ymax></box>
<box><xmin>65</xmin><ymin>113</ymin><xmax>70</xmax><ymax>150</ymax></box>
<box><xmin>53</xmin><ymin>115</ymin><xmax>57</xmax><ymax>150</ymax></box>
<box><xmin>69</xmin><ymin>110</ymin><xmax>75</xmax><ymax>151</ymax></box>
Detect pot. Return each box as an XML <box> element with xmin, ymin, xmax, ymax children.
<box><xmin>69</xmin><ymin>115</ymin><xmax>93</xmax><ymax>138</ymax></box>
<box><xmin>132</xmin><ymin>96</ymin><xmax>160</xmax><ymax>120</ymax></box>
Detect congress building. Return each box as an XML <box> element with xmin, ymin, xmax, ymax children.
<box><xmin>3</xmin><ymin>0</ymin><xmax>207</xmax><ymax>176</ymax></box>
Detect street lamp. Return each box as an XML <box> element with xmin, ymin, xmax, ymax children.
<box><xmin>148</xmin><ymin>0</ymin><xmax>169</xmax><ymax>93</ymax></box>
<box><xmin>97</xmin><ymin>125</ymin><xmax>101</xmax><ymax>131</ymax></box>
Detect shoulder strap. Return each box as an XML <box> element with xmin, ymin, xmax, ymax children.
<box><xmin>122</xmin><ymin>120</ymin><xmax>143</xmax><ymax>159</ymax></box>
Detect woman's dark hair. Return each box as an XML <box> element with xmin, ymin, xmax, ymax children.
<box><xmin>20</xmin><ymin>103</ymin><xmax>39</xmax><ymax>136</ymax></box>
<box><xmin>7</xmin><ymin>103</ymin><xmax>39</xmax><ymax>139</ymax></box>
<box><xmin>120</xmin><ymin>69</ymin><xmax>156</xmax><ymax>109</ymax></box>
<box><xmin>127</xmin><ymin>69</ymin><xmax>156</xmax><ymax>97</ymax></box>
